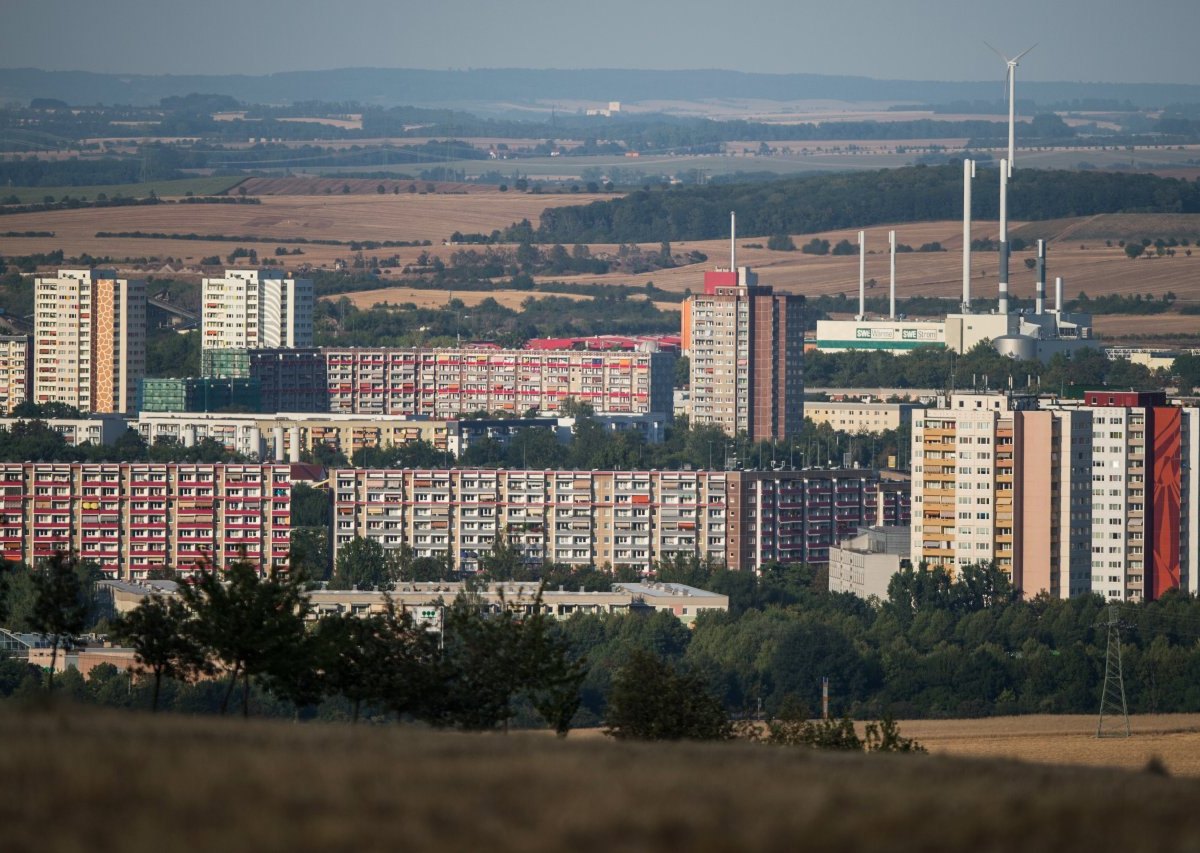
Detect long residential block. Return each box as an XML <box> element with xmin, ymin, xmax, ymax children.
<box><xmin>323</xmin><ymin>346</ymin><xmax>676</xmax><ymax>418</ymax></box>
<box><xmin>0</xmin><ymin>463</ymin><xmax>292</xmax><ymax>578</ymax></box>
<box><xmin>332</xmin><ymin>467</ymin><xmax>908</xmax><ymax>574</ymax></box>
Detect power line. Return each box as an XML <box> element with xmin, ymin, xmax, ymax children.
<box><xmin>1096</xmin><ymin>604</ymin><xmax>1130</xmax><ymax>738</ymax></box>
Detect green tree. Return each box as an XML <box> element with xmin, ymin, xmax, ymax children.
<box><xmin>767</xmin><ymin>233</ymin><xmax>796</xmax><ymax>251</ymax></box>
<box><xmin>111</xmin><ymin>594</ymin><xmax>209</xmax><ymax>711</ymax></box>
<box><xmin>331</xmin><ymin>536</ymin><xmax>395</xmax><ymax>590</ymax></box>
<box><xmin>28</xmin><ymin>552</ymin><xmax>92</xmax><ymax>691</ymax></box>
<box><xmin>605</xmin><ymin>649</ymin><xmax>731</xmax><ymax>741</ymax></box>
<box><xmin>178</xmin><ymin>562</ymin><xmax>310</xmax><ymax>717</ymax></box>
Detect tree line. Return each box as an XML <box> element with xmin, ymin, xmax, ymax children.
<box><xmin>531</xmin><ymin>166</ymin><xmax>1200</xmax><ymax>244</ymax></box>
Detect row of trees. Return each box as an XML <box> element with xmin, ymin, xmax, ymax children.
<box><xmin>9</xmin><ymin>550</ymin><xmax>1200</xmax><ymax>730</ymax></box>
<box><xmin>532</xmin><ymin>166</ymin><xmax>1200</xmax><ymax>244</ymax></box>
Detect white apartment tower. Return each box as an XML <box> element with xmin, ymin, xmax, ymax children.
<box><xmin>202</xmin><ymin>270</ymin><xmax>314</xmax><ymax>351</ymax></box>
<box><xmin>33</xmin><ymin>269</ymin><xmax>145</xmax><ymax>414</ymax></box>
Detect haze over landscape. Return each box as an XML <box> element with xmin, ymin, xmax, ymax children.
<box><xmin>5</xmin><ymin>2</ymin><xmax>1200</xmax><ymax>851</ymax></box>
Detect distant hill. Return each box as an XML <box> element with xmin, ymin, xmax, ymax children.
<box><xmin>2</xmin><ymin>67</ymin><xmax>1200</xmax><ymax>109</ymax></box>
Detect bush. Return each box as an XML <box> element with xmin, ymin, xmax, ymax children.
<box><xmin>767</xmin><ymin>233</ymin><xmax>796</xmax><ymax>251</ymax></box>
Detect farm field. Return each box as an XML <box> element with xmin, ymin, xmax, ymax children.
<box><xmin>5</xmin><ymin>709</ymin><xmax>1200</xmax><ymax>853</ymax></box>
<box><xmin>0</xmin><ymin>176</ymin><xmax>243</xmax><ymax>205</ymax></box>
<box><xmin>0</xmin><ymin>192</ymin><xmax>610</xmax><ymax>267</ymax></box>
<box><xmin>335</xmin><ymin>286</ymin><xmax>596</xmax><ymax>310</ymax></box>
<box><xmin>900</xmin><ymin>714</ymin><xmax>1200</xmax><ymax>776</ymax></box>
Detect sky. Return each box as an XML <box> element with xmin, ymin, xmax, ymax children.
<box><xmin>2</xmin><ymin>0</ymin><xmax>1197</xmax><ymax>85</ymax></box>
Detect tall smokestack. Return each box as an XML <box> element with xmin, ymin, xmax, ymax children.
<box><xmin>1055</xmin><ymin>276</ymin><xmax>1063</xmax><ymax>314</ymax></box>
<box><xmin>962</xmin><ymin>159</ymin><xmax>975</xmax><ymax>312</ymax></box>
<box><xmin>888</xmin><ymin>229</ymin><xmax>896</xmax><ymax>320</ymax></box>
<box><xmin>998</xmin><ymin>159</ymin><xmax>1010</xmax><ymax>316</ymax></box>
<box><xmin>857</xmin><ymin>230</ymin><xmax>866</xmax><ymax>320</ymax></box>
<box><xmin>730</xmin><ymin>210</ymin><xmax>736</xmax><ymax>273</ymax></box>
<box><xmin>1035</xmin><ymin>239</ymin><xmax>1046</xmax><ymax>315</ymax></box>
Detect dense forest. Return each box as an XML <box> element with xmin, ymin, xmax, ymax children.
<box><xmin>532</xmin><ymin>166</ymin><xmax>1200</xmax><ymax>243</ymax></box>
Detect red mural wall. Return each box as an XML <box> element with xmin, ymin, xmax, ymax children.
<box><xmin>1150</xmin><ymin>407</ymin><xmax>1182</xmax><ymax>598</ymax></box>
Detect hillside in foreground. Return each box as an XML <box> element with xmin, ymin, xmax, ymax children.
<box><xmin>4</xmin><ymin>709</ymin><xmax>1200</xmax><ymax>853</ymax></box>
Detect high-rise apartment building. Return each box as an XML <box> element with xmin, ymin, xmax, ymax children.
<box><xmin>912</xmin><ymin>390</ymin><xmax>1200</xmax><ymax>601</ymax></box>
<box><xmin>323</xmin><ymin>346</ymin><xmax>675</xmax><ymax>418</ymax></box>
<box><xmin>0</xmin><ymin>335</ymin><xmax>31</xmax><ymax>415</ymax></box>
<box><xmin>911</xmin><ymin>393</ymin><xmax>1095</xmax><ymax>598</ymax></box>
<box><xmin>0</xmin><ymin>463</ymin><xmax>293</xmax><ymax>578</ymax></box>
<box><xmin>201</xmin><ymin>270</ymin><xmax>314</xmax><ymax>351</ymax></box>
<box><xmin>1069</xmin><ymin>391</ymin><xmax>1200</xmax><ymax>601</ymax></box>
<box><xmin>33</xmin><ymin>269</ymin><xmax>145</xmax><ymax>414</ymax></box>
<box><xmin>687</xmin><ymin>265</ymin><xmax>804</xmax><ymax>440</ymax></box>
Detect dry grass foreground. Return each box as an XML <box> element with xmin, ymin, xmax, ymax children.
<box><xmin>4</xmin><ymin>709</ymin><xmax>1200</xmax><ymax>853</ymax></box>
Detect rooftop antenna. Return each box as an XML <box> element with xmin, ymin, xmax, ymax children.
<box><xmin>986</xmin><ymin>42</ymin><xmax>1036</xmax><ymax>175</ymax></box>
<box><xmin>730</xmin><ymin>211</ymin><xmax>736</xmax><ymax>273</ymax></box>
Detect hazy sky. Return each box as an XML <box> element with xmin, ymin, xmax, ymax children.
<box><xmin>2</xmin><ymin>0</ymin><xmax>1196</xmax><ymax>84</ymax></box>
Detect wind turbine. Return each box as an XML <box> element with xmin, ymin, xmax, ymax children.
<box><xmin>985</xmin><ymin>42</ymin><xmax>1036</xmax><ymax>175</ymax></box>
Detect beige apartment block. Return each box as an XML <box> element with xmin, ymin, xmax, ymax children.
<box><xmin>805</xmin><ymin>401</ymin><xmax>919</xmax><ymax>434</ymax></box>
<box><xmin>202</xmin><ymin>269</ymin><xmax>314</xmax><ymax>351</ymax></box>
<box><xmin>33</xmin><ymin>270</ymin><xmax>145</xmax><ymax>413</ymax></box>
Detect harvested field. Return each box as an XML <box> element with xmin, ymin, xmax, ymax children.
<box><xmin>6</xmin><ymin>708</ymin><xmax>1200</xmax><ymax>853</ymax></box>
<box><xmin>0</xmin><ymin>193</ymin><xmax>611</xmax><ymax>265</ymax></box>
<box><xmin>901</xmin><ymin>714</ymin><xmax>1200</xmax><ymax>777</ymax></box>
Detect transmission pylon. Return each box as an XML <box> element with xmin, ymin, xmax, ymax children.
<box><xmin>1096</xmin><ymin>604</ymin><xmax>1130</xmax><ymax>738</ymax></box>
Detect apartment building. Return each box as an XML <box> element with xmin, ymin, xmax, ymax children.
<box><xmin>332</xmin><ymin>467</ymin><xmax>906</xmax><ymax>575</ymax></box>
<box><xmin>0</xmin><ymin>335</ymin><xmax>30</xmax><ymax>415</ymax></box>
<box><xmin>828</xmin><ymin>526</ymin><xmax>912</xmax><ymax>599</ymax></box>
<box><xmin>323</xmin><ymin>345</ymin><xmax>675</xmax><ymax>418</ymax></box>
<box><xmin>201</xmin><ymin>270</ymin><xmax>314</xmax><ymax>351</ymax></box>
<box><xmin>0</xmin><ymin>463</ymin><xmax>292</xmax><ymax>578</ymax></box>
<box><xmin>912</xmin><ymin>392</ymin><xmax>1099</xmax><ymax>600</ymax></box>
<box><xmin>804</xmin><ymin>401</ymin><xmax>919</xmax><ymax>434</ymax></box>
<box><xmin>199</xmin><ymin>348</ymin><xmax>327</xmax><ymax>412</ymax></box>
<box><xmin>33</xmin><ymin>269</ymin><xmax>145</xmax><ymax>413</ymax></box>
<box><xmin>686</xmin><ymin>265</ymin><xmax>804</xmax><ymax>440</ymax></box>
<box><xmin>1067</xmin><ymin>391</ymin><xmax>1200</xmax><ymax>600</ymax></box>
<box><xmin>724</xmin><ymin>469</ymin><xmax>910</xmax><ymax>570</ymax></box>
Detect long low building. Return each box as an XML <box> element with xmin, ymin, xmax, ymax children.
<box><xmin>103</xmin><ymin>579</ymin><xmax>729</xmax><ymax>627</ymax></box>
<box><xmin>804</xmin><ymin>401</ymin><xmax>920</xmax><ymax>434</ymax></box>
<box><xmin>0</xmin><ymin>463</ymin><xmax>292</xmax><ymax>578</ymax></box>
<box><xmin>135</xmin><ymin>411</ymin><xmax>667</xmax><ymax>461</ymax></box>
<box><xmin>332</xmin><ymin>467</ymin><xmax>909</xmax><ymax>574</ymax></box>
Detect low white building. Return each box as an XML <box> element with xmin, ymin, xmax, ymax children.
<box><xmin>828</xmin><ymin>525</ymin><xmax>911</xmax><ymax>600</ymax></box>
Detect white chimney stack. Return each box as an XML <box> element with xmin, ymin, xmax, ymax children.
<box><xmin>857</xmin><ymin>230</ymin><xmax>866</xmax><ymax>320</ymax></box>
<box><xmin>962</xmin><ymin>159</ymin><xmax>975</xmax><ymax>312</ymax></box>
<box><xmin>889</xmin><ymin>230</ymin><xmax>896</xmax><ymax>320</ymax></box>
<box><xmin>998</xmin><ymin>158</ymin><xmax>1010</xmax><ymax>316</ymax></box>
<box><xmin>1035</xmin><ymin>239</ymin><xmax>1046</xmax><ymax>315</ymax></box>
<box><xmin>1055</xmin><ymin>276</ymin><xmax>1064</xmax><ymax>314</ymax></box>
<box><xmin>730</xmin><ymin>210</ymin><xmax>736</xmax><ymax>273</ymax></box>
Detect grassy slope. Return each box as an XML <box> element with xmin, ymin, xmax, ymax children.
<box><xmin>3</xmin><ymin>709</ymin><xmax>1200</xmax><ymax>853</ymax></box>
<box><xmin>0</xmin><ymin>176</ymin><xmax>243</xmax><ymax>204</ymax></box>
